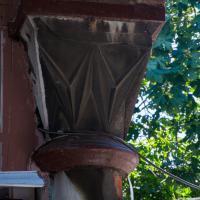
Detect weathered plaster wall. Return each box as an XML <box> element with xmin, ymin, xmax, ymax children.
<box><xmin>0</xmin><ymin>0</ymin><xmax>20</xmax><ymax>27</ymax></box>
<box><xmin>0</xmin><ymin>30</ymin><xmax>38</xmax><ymax>171</ymax></box>
<box><xmin>0</xmin><ymin>0</ymin><xmax>41</xmax><ymax>171</ymax></box>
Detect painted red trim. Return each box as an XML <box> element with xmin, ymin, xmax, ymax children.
<box><xmin>9</xmin><ymin>0</ymin><xmax>165</xmax><ymax>36</ymax></box>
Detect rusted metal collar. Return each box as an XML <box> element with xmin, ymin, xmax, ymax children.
<box><xmin>32</xmin><ymin>132</ymin><xmax>139</xmax><ymax>175</ymax></box>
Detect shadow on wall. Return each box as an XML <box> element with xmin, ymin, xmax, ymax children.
<box><xmin>51</xmin><ymin>172</ymin><xmax>84</xmax><ymax>200</ymax></box>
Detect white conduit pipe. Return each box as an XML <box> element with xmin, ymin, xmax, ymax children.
<box><xmin>128</xmin><ymin>175</ymin><xmax>134</xmax><ymax>200</ymax></box>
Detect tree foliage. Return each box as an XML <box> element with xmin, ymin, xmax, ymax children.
<box><xmin>124</xmin><ymin>0</ymin><xmax>200</xmax><ymax>199</ymax></box>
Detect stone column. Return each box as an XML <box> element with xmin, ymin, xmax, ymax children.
<box><xmin>15</xmin><ymin>1</ymin><xmax>165</xmax><ymax>199</ymax></box>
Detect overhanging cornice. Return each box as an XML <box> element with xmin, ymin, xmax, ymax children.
<box><xmin>9</xmin><ymin>0</ymin><xmax>165</xmax><ymax>36</ymax></box>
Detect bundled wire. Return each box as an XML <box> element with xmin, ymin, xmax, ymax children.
<box><xmin>38</xmin><ymin>128</ymin><xmax>200</xmax><ymax>190</ymax></box>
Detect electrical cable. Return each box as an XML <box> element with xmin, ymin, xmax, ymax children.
<box><xmin>128</xmin><ymin>175</ymin><xmax>134</xmax><ymax>200</ymax></box>
<box><xmin>38</xmin><ymin>128</ymin><xmax>200</xmax><ymax>190</ymax></box>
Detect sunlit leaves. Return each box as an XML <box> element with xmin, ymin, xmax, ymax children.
<box><xmin>124</xmin><ymin>0</ymin><xmax>200</xmax><ymax>199</ymax></box>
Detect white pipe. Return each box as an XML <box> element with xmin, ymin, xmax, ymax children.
<box><xmin>128</xmin><ymin>175</ymin><xmax>134</xmax><ymax>200</ymax></box>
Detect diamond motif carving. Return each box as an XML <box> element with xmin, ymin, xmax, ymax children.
<box><xmin>21</xmin><ymin>17</ymin><xmax>159</xmax><ymax>138</ymax></box>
